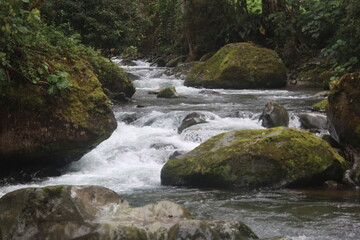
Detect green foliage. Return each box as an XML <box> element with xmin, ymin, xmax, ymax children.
<box><xmin>41</xmin><ymin>0</ymin><xmax>144</xmax><ymax>56</ymax></box>
<box><xmin>0</xmin><ymin>0</ymin><xmax>76</xmax><ymax>94</ymax></box>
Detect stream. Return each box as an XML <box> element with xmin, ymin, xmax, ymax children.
<box><xmin>1</xmin><ymin>59</ymin><xmax>360</xmax><ymax>240</ymax></box>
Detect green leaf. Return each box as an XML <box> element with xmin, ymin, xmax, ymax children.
<box><xmin>46</xmin><ymin>74</ymin><xmax>59</xmax><ymax>83</ymax></box>
<box><xmin>48</xmin><ymin>85</ymin><xmax>58</xmax><ymax>95</ymax></box>
<box><xmin>56</xmin><ymin>79</ymin><xmax>72</xmax><ymax>90</ymax></box>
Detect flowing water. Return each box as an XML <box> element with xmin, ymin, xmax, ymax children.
<box><xmin>1</xmin><ymin>59</ymin><xmax>360</xmax><ymax>240</ymax></box>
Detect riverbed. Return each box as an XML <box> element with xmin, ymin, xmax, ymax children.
<box><xmin>1</xmin><ymin>60</ymin><xmax>359</xmax><ymax>240</ymax></box>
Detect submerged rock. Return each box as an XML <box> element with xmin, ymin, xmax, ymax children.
<box><xmin>161</xmin><ymin>127</ymin><xmax>346</xmax><ymax>190</ymax></box>
<box><xmin>259</xmin><ymin>101</ymin><xmax>289</xmax><ymax>128</ymax></box>
<box><xmin>327</xmin><ymin>72</ymin><xmax>360</xmax><ymax>186</ymax></box>
<box><xmin>0</xmin><ymin>185</ymin><xmax>259</xmax><ymax>240</ymax></box>
<box><xmin>157</xmin><ymin>86</ymin><xmax>179</xmax><ymax>98</ymax></box>
<box><xmin>185</xmin><ymin>42</ymin><xmax>287</xmax><ymax>89</ymax></box>
<box><xmin>0</xmin><ymin>58</ymin><xmax>117</xmax><ymax>179</ymax></box>
<box><xmin>178</xmin><ymin>112</ymin><xmax>207</xmax><ymax>133</ymax></box>
<box><xmin>299</xmin><ymin>113</ymin><xmax>328</xmax><ymax>130</ymax></box>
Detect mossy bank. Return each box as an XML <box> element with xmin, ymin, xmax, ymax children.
<box><xmin>0</xmin><ymin>56</ymin><xmax>123</xmax><ymax>178</ymax></box>
<box><xmin>161</xmin><ymin>127</ymin><xmax>346</xmax><ymax>190</ymax></box>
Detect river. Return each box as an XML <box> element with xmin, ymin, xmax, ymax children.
<box><xmin>1</xmin><ymin>59</ymin><xmax>359</xmax><ymax>240</ymax></box>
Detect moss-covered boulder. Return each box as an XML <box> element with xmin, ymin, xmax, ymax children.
<box><xmin>184</xmin><ymin>43</ymin><xmax>287</xmax><ymax>89</ymax></box>
<box><xmin>327</xmin><ymin>72</ymin><xmax>360</xmax><ymax>185</ymax></box>
<box><xmin>0</xmin><ymin>185</ymin><xmax>259</xmax><ymax>240</ymax></box>
<box><xmin>0</xmin><ymin>58</ymin><xmax>117</xmax><ymax>178</ymax></box>
<box><xmin>161</xmin><ymin>127</ymin><xmax>346</xmax><ymax>190</ymax></box>
<box><xmin>157</xmin><ymin>86</ymin><xmax>179</xmax><ymax>98</ymax></box>
<box><xmin>88</xmin><ymin>55</ymin><xmax>135</xmax><ymax>102</ymax></box>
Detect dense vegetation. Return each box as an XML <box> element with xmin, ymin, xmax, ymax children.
<box><xmin>0</xmin><ymin>0</ymin><xmax>133</xmax><ymax>98</ymax></box>
<box><xmin>1</xmin><ymin>0</ymin><xmax>359</xmax><ymax>87</ymax></box>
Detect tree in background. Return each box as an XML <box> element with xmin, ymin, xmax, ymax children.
<box><xmin>41</xmin><ymin>0</ymin><xmax>143</xmax><ymax>56</ymax></box>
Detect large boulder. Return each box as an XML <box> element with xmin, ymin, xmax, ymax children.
<box><xmin>259</xmin><ymin>101</ymin><xmax>289</xmax><ymax>128</ymax></box>
<box><xmin>327</xmin><ymin>72</ymin><xmax>360</xmax><ymax>185</ymax></box>
<box><xmin>0</xmin><ymin>59</ymin><xmax>117</xmax><ymax>179</ymax></box>
<box><xmin>0</xmin><ymin>185</ymin><xmax>260</xmax><ymax>240</ymax></box>
<box><xmin>299</xmin><ymin>113</ymin><xmax>328</xmax><ymax>130</ymax></box>
<box><xmin>161</xmin><ymin>127</ymin><xmax>346</xmax><ymax>190</ymax></box>
<box><xmin>184</xmin><ymin>43</ymin><xmax>287</xmax><ymax>89</ymax></box>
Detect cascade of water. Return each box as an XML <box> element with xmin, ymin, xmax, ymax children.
<box><xmin>1</xmin><ymin>59</ymin><xmax>357</xmax><ymax>240</ymax></box>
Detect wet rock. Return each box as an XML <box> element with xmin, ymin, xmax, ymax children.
<box><xmin>327</xmin><ymin>72</ymin><xmax>360</xmax><ymax>186</ymax></box>
<box><xmin>165</xmin><ymin>55</ymin><xmax>187</xmax><ymax>67</ymax></box>
<box><xmin>157</xmin><ymin>86</ymin><xmax>179</xmax><ymax>98</ymax></box>
<box><xmin>259</xmin><ymin>101</ymin><xmax>289</xmax><ymax>128</ymax></box>
<box><xmin>164</xmin><ymin>62</ymin><xmax>199</xmax><ymax>79</ymax></box>
<box><xmin>199</xmin><ymin>89</ymin><xmax>221</xmax><ymax>95</ymax></box>
<box><xmin>150</xmin><ymin>143</ymin><xmax>176</xmax><ymax>150</ymax></box>
<box><xmin>178</xmin><ymin>112</ymin><xmax>207</xmax><ymax>133</ymax></box>
<box><xmin>121</xmin><ymin>59</ymin><xmax>137</xmax><ymax>66</ymax></box>
<box><xmin>185</xmin><ymin>43</ymin><xmax>287</xmax><ymax>89</ymax></box>
<box><xmin>161</xmin><ymin>127</ymin><xmax>346</xmax><ymax>190</ymax></box>
<box><xmin>118</xmin><ymin>113</ymin><xmax>139</xmax><ymax>124</ymax></box>
<box><xmin>226</xmin><ymin>111</ymin><xmax>254</xmax><ymax>119</ymax></box>
<box><xmin>126</xmin><ymin>72</ymin><xmax>140</xmax><ymax>81</ymax></box>
<box><xmin>0</xmin><ymin>185</ymin><xmax>260</xmax><ymax>240</ymax></box>
<box><xmin>299</xmin><ymin>113</ymin><xmax>328</xmax><ymax>130</ymax></box>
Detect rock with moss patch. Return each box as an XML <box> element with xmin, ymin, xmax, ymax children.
<box><xmin>0</xmin><ymin>58</ymin><xmax>117</xmax><ymax>179</ymax></box>
<box><xmin>327</xmin><ymin>72</ymin><xmax>360</xmax><ymax>185</ymax></box>
<box><xmin>259</xmin><ymin>101</ymin><xmax>289</xmax><ymax>128</ymax></box>
<box><xmin>157</xmin><ymin>86</ymin><xmax>179</xmax><ymax>98</ymax></box>
<box><xmin>185</xmin><ymin>43</ymin><xmax>287</xmax><ymax>89</ymax></box>
<box><xmin>89</xmin><ymin>56</ymin><xmax>135</xmax><ymax>103</ymax></box>
<box><xmin>311</xmin><ymin>99</ymin><xmax>328</xmax><ymax>112</ymax></box>
<box><xmin>0</xmin><ymin>185</ymin><xmax>259</xmax><ymax>240</ymax></box>
<box><xmin>161</xmin><ymin>127</ymin><xmax>346</xmax><ymax>190</ymax></box>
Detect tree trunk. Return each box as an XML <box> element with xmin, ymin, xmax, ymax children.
<box><xmin>262</xmin><ymin>0</ymin><xmax>285</xmax><ymax>17</ymax></box>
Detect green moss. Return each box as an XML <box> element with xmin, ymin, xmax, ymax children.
<box><xmin>311</xmin><ymin>99</ymin><xmax>328</xmax><ymax>111</ymax></box>
<box><xmin>85</xmin><ymin>53</ymin><xmax>135</xmax><ymax>99</ymax></box>
<box><xmin>185</xmin><ymin>43</ymin><xmax>287</xmax><ymax>89</ymax></box>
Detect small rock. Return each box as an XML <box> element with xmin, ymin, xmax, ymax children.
<box><xmin>259</xmin><ymin>101</ymin><xmax>289</xmax><ymax>128</ymax></box>
<box><xmin>178</xmin><ymin>112</ymin><xmax>207</xmax><ymax>133</ymax></box>
<box><xmin>157</xmin><ymin>86</ymin><xmax>179</xmax><ymax>98</ymax></box>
